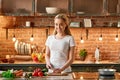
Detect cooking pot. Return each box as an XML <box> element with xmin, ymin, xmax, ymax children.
<box><xmin>98</xmin><ymin>69</ymin><xmax>116</xmax><ymax>76</ymax></box>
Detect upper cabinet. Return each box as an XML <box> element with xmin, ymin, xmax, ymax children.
<box><xmin>1</xmin><ymin>0</ymin><xmax>33</xmax><ymax>16</ymax></box>
<box><xmin>1</xmin><ymin>0</ymin><xmax>69</xmax><ymax>16</ymax></box>
<box><xmin>37</xmin><ymin>0</ymin><xmax>69</xmax><ymax>13</ymax></box>
<box><xmin>73</xmin><ymin>0</ymin><xmax>118</xmax><ymax>16</ymax></box>
<box><xmin>72</xmin><ymin>0</ymin><xmax>103</xmax><ymax>14</ymax></box>
<box><xmin>0</xmin><ymin>0</ymin><xmax>119</xmax><ymax>16</ymax></box>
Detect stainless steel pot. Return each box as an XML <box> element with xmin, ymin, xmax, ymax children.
<box><xmin>98</xmin><ymin>69</ymin><xmax>116</xmax><ymax>76</ymax></box>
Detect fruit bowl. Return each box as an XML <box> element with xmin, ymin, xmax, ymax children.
<box><xmin>46</xmin><ymin>7</ymin><xmax>60</xmax><ymax>14</ymax></box>
<box><xmin>31</xmin><ymin>52</ymin><xmax>45</xmax><ymax>63</ymax></box>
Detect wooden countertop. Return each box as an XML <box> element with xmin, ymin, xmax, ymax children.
<box><xmin>1</xmin><ymin>59</ymin><xmax>118</xmax><ymax>64</ymax></box>
<box><xmin>15</xmin><ymin>60</ymin><xmax>118</xmax><ymax>64</ymax></box>
<box><xmin>0</xmin><ymin>73</ymin><xmax>73</xmax><ymax>80</ymax></box>
<box><xmin>72</xmin><ymin>72</ymin><xmax>120</xmax><ymax>79</ymax></box>
<box><xmin>73</xmin><ymin>60</ymin><xmax>117</xmax><ymax>64</ymax></box>
<box><xmin>0</xmin><ymin>58</ymin><xmax>119</xmax><ymax>64</ymax></box>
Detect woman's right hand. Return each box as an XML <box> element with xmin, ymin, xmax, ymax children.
<box><xmin>46</xmin><ymin>63</ymin><xmax>53</xmax><ymax>69</ymax></box>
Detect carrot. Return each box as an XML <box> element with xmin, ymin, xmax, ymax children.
<box><xmin>14</xmin><ymin>70</ymin><xmax>23</xmax><ymax>77</ymax></box>
<box><xmin>14</xmin><ymin>70</ymin><xmax>23</xmax><ymax>74</ymax></box>
<box><xmin>15</xmin><ymin>71</ymin><xmax>23</xmax><ymax>77</ymax></box>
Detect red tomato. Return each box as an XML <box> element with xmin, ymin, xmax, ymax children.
<box><xmin>33</xmin><ymin>57</ymin><xmax>38</xmax><ymax>62</ymax></box>
<box><xmin>37</xmin><ymin>68</ymin><xmax>42</xmax><ymax>72</ymax></box>
<box><xmin>38</xmin><ymin>72</ymin><xmax>43</xmax><ymax>77</ymax></box>
<box><xmin>32</xmin><ymin>72</ymin><xmax>38</xmax><ymax>76</ymax></box>
<box><xmin>34</xmin><ymin>68</ymin><xmax>42</xmax><ymax>72</ymax></box>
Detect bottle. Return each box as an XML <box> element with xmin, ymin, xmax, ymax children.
<box><xmin>95</xmin><ymin>47</ymin><xmax>100</xmax><ymax>63</ymax></box>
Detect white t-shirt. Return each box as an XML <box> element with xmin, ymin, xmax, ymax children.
<box><xmin>45</xmin><ymin>35</ymin><xmax>75</xmax><ymax>73</ymax></box>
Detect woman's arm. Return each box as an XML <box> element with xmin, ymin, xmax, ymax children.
<box><xmin>61</xmin><ymin>46</ymin><xmax>75</xmax><ymax>71</ymax></box>
<box><xmin>54</xmin><ymin>46</ymin><xmax>75</xmax><ymax>73</ymax></box>
<box><xmin>45</xmin><ymin>46</ymin><xmax>53</xmax><ymax>69</ymax></box>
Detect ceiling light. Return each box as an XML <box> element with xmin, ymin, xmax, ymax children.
<box><xmin>80</xmin><ymin>37</ymin><xmax>84</xmax><ymax>43</ymax></box>
<box><xmin>12</xmin><ymin>34</ymin><xmax>16</xmax><ymax>42</ymax></box>
<box><xmin>115</xmin><ymin>34</ymin><xmax>119</xmax><ymax>41</ymax></box>
<box><xmin>30</xmin><ymin>26</ymin><xmax>34</xmax><ymax>41</ymax></box>
<box><xmin>30</xmin><ymin>34</ymin><xmax>34</xmax><ymax>42</ymax></box>
<box><xmin>99</xmin><ymin>34</ymin><xmax>102</xmax><ymax>41</ymax></box>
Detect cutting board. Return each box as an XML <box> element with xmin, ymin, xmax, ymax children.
<box><xmin>47</xmin><ymin>72</ymin><xmax>68</xmax><ymax>76</ymax></box>
<box><xmin>11</xmin><ymin>55</ymin><xmax>32</xmax><ymax>61</ymax></box>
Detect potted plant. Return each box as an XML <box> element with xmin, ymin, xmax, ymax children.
<box><xmin>79</xmin><ymin>49</ymin><xmax>87</xmax><ymax>61</ymax></box>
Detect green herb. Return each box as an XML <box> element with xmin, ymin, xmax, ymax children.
<box><xmin>79</xmin><ymin>49</ymin><xmax>87</xmax><ymax>57</ymax></box>
<box><xmin>2</xmin><ymin>70</ymin><xmax>15</xmax><ymax>78</ymax></box>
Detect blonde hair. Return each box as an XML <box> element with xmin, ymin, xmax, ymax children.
<box><xmin>53</xmin><ymin>14</ymin><xmax>71</xmax><ymax>35</ymax></box>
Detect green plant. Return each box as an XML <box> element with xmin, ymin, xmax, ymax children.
<box><xmin>79</xmin><ymin>49</ymin><xmax>87</xmax><ymax>61</ymax></box>
<box><xmin>79</xmin><ymin>49</ymin><xmax>87</xmax><ymax>57</ymax></box>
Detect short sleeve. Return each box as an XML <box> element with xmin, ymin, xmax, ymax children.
<box><xmin>45</xmin><ymin>36</ymin><xmax>51</xmax><ymax>46</ymax></box>
<box><xmin>69</xmin><ymin>36</ymin><xmax>75</xmax><ymax>47</ymax></box>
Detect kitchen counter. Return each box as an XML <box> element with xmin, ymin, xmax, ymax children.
<box><xmin>0</xmin><ymin>59</ymin><xmax>119</xmax><ymax>64</ymax></box>
<box><xmin>72</xmin><ymin>72</ymin><xmax>120</xmax><ymax>80</ymax></box>
<box><xmin>0</xmin><ymin>73</ymin><xmax>73</xmax><ymax>80</ymax></box>
<box><xmin>0</xmin><ymin>72</ymin><xmax>120</xmax><ymax>80</ymax></box>
<box><xmin>0</xmin><ymin>60</ymin><xmax>120</xmax><ymax>72</ymax></box>
<box><xmin>73</xmin><ymin>60</ymin><xmax>120</xmax><ymax>64</ymax></box>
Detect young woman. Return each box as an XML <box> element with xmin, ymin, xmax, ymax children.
<box><xmin>45</xmin><ymin>14</ymin><xmax>75</xmax><ymax>73</ymax></box>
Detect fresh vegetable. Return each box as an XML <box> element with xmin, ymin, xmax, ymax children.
<box><xmin>31</xmin><ymin>52</ymin><xmax>45</xmax><ymax>63</ymax></box>
<box><xmin>42</xmin><ymin>68</ymin><xmax>48</xmax><ymax>72</ymax></box>
<box><xmin>1</xmin><ymin>69</ymin><xmax>24</xmax><ymax>78</ymax></box>
<box><xmin>2</xmin><ymin>70</ymin><xmax>15</xmax><ymax>78</ymax></box>
<box><xmin>27</xmin><ymin>73</ymin><xmax>32</xmax><ymax>78</ymax></box>
<box><xmin>32</xmin><ymin>71</ymin><xmax>38</xmax><ymax>76</ymax></box>
<box><xmin>1</xmin><ymin>68</ymin><xmax>47</xmax><ymax>78</ymax></box>
<box><xmin>14</xmin><ymin>70</ymin><xmax>23</xmax><ymax>77</ymax></box>
<box><xmin>32</xmin><ymin>68</ymin><xmax>47</xmax><ymax>77</ymax></box>
<box><xmin>24</xmin><ymin>72</ymin><xmax>32</xmax><ymax>78</ymax></box>
<box><xmin>38</xmin><ymin>72</ymin><xmax>43</xmax><ymax>77</ymax></box>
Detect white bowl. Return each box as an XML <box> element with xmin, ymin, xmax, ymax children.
<box><xmin>46</xmin><ymin>7</ymin><xmax>60</xmax><ymax>14</ymax></box>
<box><xmin>77</xmin><ymin>11</ymin><xmax>85</xmax><ymax>14</ymax></box>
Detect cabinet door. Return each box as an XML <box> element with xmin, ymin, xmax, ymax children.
<box><xmin>73</xmin><ymin>0</ymin><xmax>118</xmax><ymax>15</ymax></box>
<box><xmin>73</xmin><ymin>0</ymin><xmax>103</xmax><ymax>14</ymax></box>
<box><xmin>108</xmin><ymin>0</ymin><xmax>118</xmax><ymax>13</ymax></box>
<box><xmin>2</xmin><ymin>0</ymin><xmax>33</xmax><ymax>15</ymax></box>
<box><xmin>37</xmin><ymin>0</ymin><xmax>69</xmax><ymax>13</ymax></box>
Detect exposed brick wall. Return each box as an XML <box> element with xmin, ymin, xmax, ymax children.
<box><xmin>71</xmin><ymin>28</ymin><xmax>120</xmax><ymax>61</ymax></box>
<box><xmin>0</xmin><ymin>16</ymin><xmax>120</xmax><ymax>61</ymax></box>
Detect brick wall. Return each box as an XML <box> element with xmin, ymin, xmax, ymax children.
<box><xmin>0</xmin><ymin>16</ymin><xmax>120</xmax><ymax>61</ymax></box>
